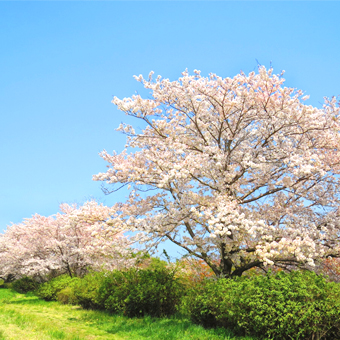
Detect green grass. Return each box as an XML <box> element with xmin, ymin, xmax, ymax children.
<box><xmin>0</xmin><ymin>289</ymin><xmax>256</xmax><ymax>340</ymax></box>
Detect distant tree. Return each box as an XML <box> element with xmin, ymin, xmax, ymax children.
<box><xmin>94</xmin><ymin>67</ymin><xmax>340</xmax><ymax>278</ymax></box>
<box><xmin>315</xmin><ymin>258</ymin><xmax>340</xmax><ymax>282</ymax></box>
<box><xmin>0</xmin><ymin>201</ymin><xmax>134</xmax><ymax>279</ymax></box>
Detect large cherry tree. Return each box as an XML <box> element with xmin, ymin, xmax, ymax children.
<box><xmin>94</xmin><ymin>67</ymin><xmax>340</xmax><ymax>277</ymax></box>
<box><xmin>0</xmin><ymin>201</ymin><xmax>133</xmax><ymax>280</ymax></box>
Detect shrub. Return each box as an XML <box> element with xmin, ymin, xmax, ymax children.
<box><xmin>3</xmin><ymin>282</ymin><xmax>13</xmax><ymax>289</ymax></box>
<box><xmin>37</xmin><ymin>275</ymin><xmax>78</xmax><ymax>301</ymax></box>
<box><xmin>97</xmin><ymin>266</ymin><xmax>185</xmax><ymax>317</ymax></box>
<box><xmin>73</xmin><ymin>271</ymin><xmax>107</xmax><ymax>310</ymax></box>
<box><xmin>56</xmin><ymin>286</ymin><xmax>77</xmax><ymax>305</ymax></box>
<box><xmin>56</xmin><ymin>278</ymin><xmax>80</xmax><ymax>305</ymax></box>
<box><xmin>96</xmin><ymin>270</ymin><xmax>128</xmax><ymax>313</ymax></box>
<box><xmin>11</xmin><ymin>276</ymin><xmax>39</xmax><ymax>294</ymax></box>
<box><xmin>186</xmin><ymin>270</ymin><xmax>340</xmax><ymax>340</ymax></box>
<box><xmin>183</xmin><ymin>277</ymin><xmax>234</xmax><ymax>329</ymax></box>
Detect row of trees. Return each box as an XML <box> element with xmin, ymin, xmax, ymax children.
<box><xmin>0</xmin><ymin>201</ymin><xmax>134</xmax><ymax>281</ymax></box>
<box><xmin>1</xmin><ymin>67</ymin><xmax>340</xmax><ymax>280</ymax></box>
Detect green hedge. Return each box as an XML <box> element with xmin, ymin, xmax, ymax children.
<box><xmin>72</xmin><ymin>271</ymin><xmax>107</xmax><ymax>309</ymax></box>
<box><xmin>31</xmin><ymin>264</ymin><xmax>340</xmax><ymax>339</ymax></box>
<box><xmin>36</xmin><ymin>275</ymin><xmax>80</xmax><ymax>301</ymax></box>
<box><xmin>12</xmin><ymin>277</ymin><xmax>40</xmax><ymax>294</ymax></box>
<box><xmin>101</xmin><ymin>267</ymin><xmax>183</xmax><ymax>317</ymax></box>
<box><xmin>73</xmin><ymin>266</ymin><xmax>184</xmax><ymax>318</ymax></box>
<box><xmin>185</xmin><ymin>270</ymin><xmax>340</xmax><ymax>340</ymax></box>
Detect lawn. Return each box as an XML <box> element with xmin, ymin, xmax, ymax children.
<box><xmin>0</xmin><ymin>289</ymin><xmax>255</xmax><ymax>340</ymax></box>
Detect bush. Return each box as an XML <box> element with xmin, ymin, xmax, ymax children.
<box><xmin>73</xmin><ymin>271</ymin><xmax>107</xmax><ymax>310</ymax></box>
<box><xmin>3</xmin><ymin>282</ymin><xmax>13</xmax><ymax>289</ymax></box>
<box><xmin>12</xmin><ymin>277</ymin><xmax>39</xmax><ymax>294</ymax></box>
<box><xmin>183</xmin><ymin>277</ymin><xmax>231</xmax><ymax>329</ymax></box>
<box><xmin>56</xmin><ymin>278</ymin><xmax>80</xmax><ymax>305</ymax></box>
<box><xmin>97</xmin><ymin>266</ymin><xmax>184</xmax><ymax>317</ymax></box>
<box><xmin>56</xmin><ymin>286</ymin><xmax>77</xmax><ymax>305</ymax></box>
<box><xmin>37</xmin><ymin>275</ymin><xmax>79</xmax><ymax>301</ymax></box>
<box><xmin>186</xmin><ymin>270</ymin><xmax>340</xmax><ymax>340</ymax></box>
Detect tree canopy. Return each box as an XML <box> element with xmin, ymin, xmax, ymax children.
<box><xmin>94</xmin><ymin>67</ymin><xmax>340</xmax><ymax>277</ymax></box>
<box><xmin>0</xmin><ymin>201</ymin><xmax>133</xmax><ymax>280</ymax></box>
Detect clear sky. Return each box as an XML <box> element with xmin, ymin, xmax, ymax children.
<box><xmin>1</xmin><ymin>2</ymin><xmax>340</xmax><ymax>256</ymax></box>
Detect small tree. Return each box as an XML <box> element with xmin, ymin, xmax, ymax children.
<box><xmin>94</xmin><ymin>67</ymin><xmax>340</xmax><ymax>278</ymax></box>
<box><xmin>0</xmin><ymin>201</ymin><xmax>134</xmax><ymax>279</ymax></box>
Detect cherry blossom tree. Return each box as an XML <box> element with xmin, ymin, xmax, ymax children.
<box><xmin>94</xmin><ymin>67</ymin><xmax>340</xmax><ymax>278</ymax></box>
<box><xmin>0</xmin><ymin>201</ymin><xmax>134</xmax><ymax>280</ymax></box>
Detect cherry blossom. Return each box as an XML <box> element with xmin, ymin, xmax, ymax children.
<box><xmin>94</xmin><ymin>67</ymin><xmax>340</xmax><ymax>277</ymax></box>
<box><xmin>0</xmin><ymin>201</ymin><xmax>134</xmax><ymax>280</ymax></box>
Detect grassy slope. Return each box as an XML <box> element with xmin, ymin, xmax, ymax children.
<box><xmin>0</xmin><ymin>289</ymin><xmax>255</xmax><ymax>340</ymax></box>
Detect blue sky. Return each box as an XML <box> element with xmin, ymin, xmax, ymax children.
<box><xmin>1</xmin><ymin>2</ymin><xmax>340</xmax><ymax>256</ymax></box>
